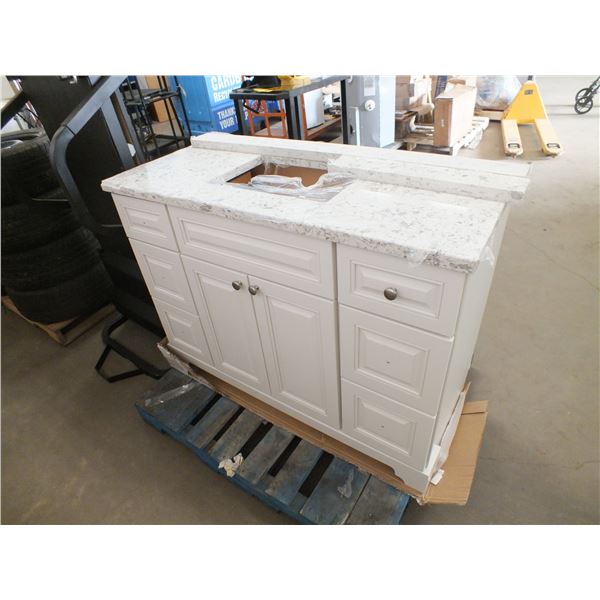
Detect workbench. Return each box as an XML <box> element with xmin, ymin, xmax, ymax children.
<box><xmin>229</xmin><ymin>76</ymin><xmax>348</xmax><ymax>141</ymax></box>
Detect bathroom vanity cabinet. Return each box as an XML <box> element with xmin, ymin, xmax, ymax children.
<box><xmin>103</xmin><ymin>132</ymin><xmax>529</xmax><ymax>491</ymax></box>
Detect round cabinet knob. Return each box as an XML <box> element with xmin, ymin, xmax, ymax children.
<box><xmin>248</xmin><ymin>285</ymin><xmax>260</xmax><ymax>296</ymax></box>
<box><xmin>383</xmin><ymin>287</ymin><xmax>398</xmax><ymax>301</ymax></box>
<box><xmin>231</xmin><ymin>281</ymin><xmax>243</xmax><ymax>291</ymax></box>
<box><xmin>364</xmin><ymin>99</ymin><xmax>376</xmax><ymax>112</ymax></box>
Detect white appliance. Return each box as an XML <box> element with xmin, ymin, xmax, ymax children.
<box><xmin>345</xmin><ymin>76</ymin><xmax>395</xmax><ymax>147</ymax></box>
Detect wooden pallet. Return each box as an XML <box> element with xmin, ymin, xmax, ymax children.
<box><xmin>136</xmin><ymin>370</ymin><xmax>411</xmax><ymax>525</ymax></box>
<box><xmin>399</xmin><ymin>116</ymin><xmax>490</xmax><ymax>155</ymax></box>
<box><xmin>1</xmin><ymin>296</ymin><xmax>115</xmax><ymax>346</ymax></box>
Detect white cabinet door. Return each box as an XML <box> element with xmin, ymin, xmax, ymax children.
<box><xmin>153</xmin><ymin>298</ymin><xmax>213</xmax><ymax>369</ymax></box>
<box><xmin>250</xmin><ymin>276</ymin><xmax>340</xmax><ymax>427</ymax></box>
<box><xmin>130</xmin><ymin>239</ymin><xmax>196</xmax><ymax>313</ymax></box>
<box><xmin>181</xmin><ymin>256</ymin><xmax>271</xmax><ymax>395</ymax></box>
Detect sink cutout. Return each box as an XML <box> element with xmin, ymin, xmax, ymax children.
<box><xmin>228</xmin><ymin>162</ymin><xmax>327</xmax><ymax>186</ymax></box>
<box><xmin>227</xmin><ymin>160</ymin><xmax>353</xmax><ymax>202</ymax></box>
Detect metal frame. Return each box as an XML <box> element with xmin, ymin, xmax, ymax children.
<box><xmin>48</xmin><ymin>76</ymin><xmax>167</xmax><ymax>382</ymax></box>
<box><xmin>95</xmin><ymin>313</ymin><xmax>168</xmax><ymax>382</ymax></box>
<box><xmin>229</xmin><ymin>76</ymin><xmax>348</xmax><ymax>141</ymax></box>
<box><xmin>120</xmin><ymin>76</ymin><xmax>191</xmax><ymax>160</ymax></box>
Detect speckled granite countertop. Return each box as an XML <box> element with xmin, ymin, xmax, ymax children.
<box><xmin>102</xmin><ymin>133</ymin><xmax>530</xmax><ymax>273</ymax></box>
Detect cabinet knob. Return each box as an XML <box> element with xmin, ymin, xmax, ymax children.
<box><xmin>248</xmin><ymin>285</ymin><xmax>260</xmax><ymax>296</ymax></box>
<box><xmin>383</xmin><ymin>287</ymin><xmax>398</xmax><ymax>301</ymax></box>
<box><xmin>232</xmin><ymin>281</ymin><xmax>243</xmax><ymax>291</ymax></box>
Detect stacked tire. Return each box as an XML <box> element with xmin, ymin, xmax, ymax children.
<box><xmin>1</xmin><ymin>128</ymin><xmax>113</xmax><ymax>324</ymax></box>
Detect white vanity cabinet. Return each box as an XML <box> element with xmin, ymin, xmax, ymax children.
<box><xmin>110</xmin><ymin>187</ymin><xmax>504</xmax><ymax>492</ymax></box>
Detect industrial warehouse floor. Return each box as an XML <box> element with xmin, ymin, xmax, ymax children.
<box><xmin>2</xmin><ymin>77</ymin><xmax>598</xmax><ymax>524</ymax></box>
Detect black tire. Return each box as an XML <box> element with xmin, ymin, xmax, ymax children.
<box><xmin>1</xmin><ymin>201</ymin><xmax>81</xmax><ymax>253</ymax></box>
<box><xmin>2</xmin><ymin>227</ymin><xmax>102</xmax><ymax>291</ymax></box>
<box><xmin>1</xmin><ymin>132</ymin><xmax>60</xmax><ymax>199</ymax></box>
<box><xmin>1</xmin><ymin>127</ymin><xmax>46</xmax><ymax>143</ymax></box>
<box><xmin>575</xmin><ymin>87</ymin><xmax>590</xmax><ymax>102</ymax></box>
<box><xmin>6</xmin><ymin>262</ymin><xmax>114</xmax><ymax>324</ymax></box>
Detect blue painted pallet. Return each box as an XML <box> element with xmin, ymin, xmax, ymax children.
<box><xmin>136</xmin><ymin>370</ymin><xmax>411</xmax><ymax>525</ymax></box>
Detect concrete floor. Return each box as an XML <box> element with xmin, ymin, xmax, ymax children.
<box><xmin>2</xmin><ymin>77</ymin><xmax>598</xmax><ymax>524</ymax></box>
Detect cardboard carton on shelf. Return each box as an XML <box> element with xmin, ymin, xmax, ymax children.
<box><xmin>433</xmin><ymin>84</ymin><xmax>477</xmax><ymax>147</ymax></box>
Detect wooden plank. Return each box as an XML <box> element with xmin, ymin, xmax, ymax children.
<box><xmin>208</xmin><ymin>410</ymin><xmax>264</xmax><ymax>463</ymax></box>
<box><xmin>300</xmin><ymin>458</ymin><xmax>369</xmax><ymax>525</ymax></box>
<box><xmin>185</xmin><ymin>396</ymin><xmax>239</xmax><ymax>449</ymax></box>
<box><xmin>265</xmin><ymin>440</ymin><xmax>323</xmax><ymax>505</ymax></box>
<box><xmin>237</xmin><ymin>426</ymin><xmax>295</xmax><ymax>485</ymax></box>
<box><xmin>162</xmin><ymin>387</ymin><xmax>217</xmax><ymax>433</ymax></box>
<box><xmin>346</xmin><ymin>477</ymin><xmax>410</xmax><ymax>525</ymax></box>
<box><xmin>1</xmin><ymin>296</ymin><xmax>115</xmax><ymax>345</ymax></box>
<box><xmin>139</xmin><ymin>373</ymin><xmax>218</xmax><ymax>432</ymax></box>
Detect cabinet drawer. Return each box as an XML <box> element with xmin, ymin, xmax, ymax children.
<box><xmin>113</xmin><ymin>194</ymin><xmax>178</xmax><ymax>251</ymax></box>
<box><xmin>341</xmin><ymin>380</ymin><xmax>435</xmax><ymax>470</ymax></box>
<box><xmin>152</xmin><ymin>298</ymin><xmax>213</xmax><ymax>369</ymax></box>
<box><xmin>337</xmin><ymin>245</ymin><xmax>464</xmax><ymax>336</ymax></box>
<box><xmin>130</xmin><ymin>239</ymin><xmax>196</xmax><ymax>313</ymax></box>
<box><xmin>169</xmin><ymin>207</ymin><xmax>335</xmax><ymax>299</ymax></box>
<box><xmin>339</xmin><ymin>306</ymin><xmax>452</xmax><ymax>415</ymax></box>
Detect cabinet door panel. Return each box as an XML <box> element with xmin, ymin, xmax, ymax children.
<box><xmin>250</xmin><ymin>277</ymin><xmax>340</xmax><ymax>427</ymax></box>
<box><xmin>182</xmin><ymin>256</ymin><xmax>270</xmax><ymax>394</ymax></box>
<box><xmin>153</xmin><ymin>298</ymin><xmax>213</xmax><ymax>368</ymax></box>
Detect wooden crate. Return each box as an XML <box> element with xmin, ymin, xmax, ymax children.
<box><xmin>399</xmin><ymin>116</ymin><xmax>490</xmax><ymax>156</ymax></box>
<box><xmin>137</xmin><ymin>370</ymin><xmax>411</xmax><ymax>524</ymax></box>
<box><xmin>1</xmin><ymin>296</ymin><xmax>115</xmax><ymax>346</ymax></box>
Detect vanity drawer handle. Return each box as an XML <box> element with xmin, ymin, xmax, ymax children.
<box><xmin>248</xmin><ymin>285</ymin><xmax>260</xmax><ymax>296</ymax></box>
<box><xmin>383</xmin><ymin>287</ymin><xmax>398</xmax><ymax>301</ymax></box>
<box><xmin>232</xmin><ymin>281</ymin><xmax>243</xmax><ymax>291</ymax></box>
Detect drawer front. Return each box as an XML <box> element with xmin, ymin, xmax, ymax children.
<box><xmin>113</xmin><ymin>194</ymin><xmax>178</xmax><ymax>251</ymax></box>
<box><xmin>337</xmin><ymin>245</ymin><xmax>464</xmax><ymax>336</ymax></box>
<box><xmin>130</xmin><ymin>239</ymin><xmax>196</xmax><ymax>313</ymax></box>
<box><xmin>339</xmin><ymin>306</ymin><xmax>452</xmax><ymax>415</ymax></box>
<box><xmin>153</xmin><ymin>298</ymin><xmax>213</xmax><ymax>369</ymax></box>
<box><xmin>341</xmin><ymin>379</ymin><xmax>435</xmax><ymax>470</ymax></box>
<box><xmin>169</xmin><ymin>207</ymin><xmax>335</xmax><ymax>298</ymax></box>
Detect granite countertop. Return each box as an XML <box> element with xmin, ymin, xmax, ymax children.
<box><xmin>102</xmin><ymin>133</ymin><xmax>530</xmax><ymax>273</ymax></box>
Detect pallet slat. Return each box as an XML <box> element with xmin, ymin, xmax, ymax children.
<box><xmin>1</xmin><ymin>296</ymin><xmax>115</xmax><ymax>345</ymax></box>
<box><xmin>209</xmin><ymin>410</ymin><xmax>264</xmax><ymax>463</ymax></box>
<box><xmin>137</xmin><ymin>371</ymin><xmax>411</xmax><ymax>525</ymax></box>
<box><xmin>186</xmin><ymin>396</ymin><xmax>239</xmax><ymax>448</ymax></box>
<box><xmin>238</xmin><ymin>427</ymin><xmax>295</xmax><ymax>485</ymax></box>
<box><xmin>300</xmin><ymin>458</ymin><xmax>370</xmax><ymax>525</ymax></box>
<box><xmin>265</xmin><ymin>440</ymin><xmax>323</xmax><ymax>505</ymax></box>
<box><xmin>346</xmin><ymin>476</ymin><xmax>410</xmax><ymax>525</ymax></box>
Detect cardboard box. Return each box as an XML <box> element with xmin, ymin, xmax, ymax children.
<box><xmin>157</xmin><ymin>338</ymin><xmax>488</xmax><ymax>505</ymax></box>
<box><xmin>396</xmin><ymin>77</ymin><xmax>431</xmax><ymax>99</ymax></box>
<box><xmin>433</xmin><ymin>84</ymin><xmax>477</xmax><ymax>147</ymax></box>
<box><xmin>449</xmin><ymin>75</ymin><xmax>478</xmax><ymax>87</ymax></box>
<box><xmin>396</xmin><ymin>74</ymin><xmax>425</xmax><ymax>84</ymax></box>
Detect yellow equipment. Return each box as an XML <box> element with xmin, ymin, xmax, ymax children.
<box><xmin>501</xmin><ymin>79</ymin><xmax>563</xmax><ymax>157</ymax></box>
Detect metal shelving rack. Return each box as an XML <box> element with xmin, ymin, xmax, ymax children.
<box><xmin>120</xmin><ymin>76</ymin><xmax>192</xmax><ymax>160</ymax></box>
